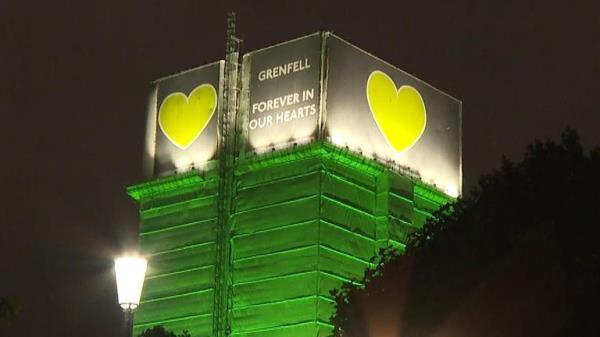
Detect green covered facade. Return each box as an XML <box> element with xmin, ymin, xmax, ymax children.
<box><xmin>127</xmin><ymin>142</ymin><xmax>451</xmax><ymax>337</ymax></box>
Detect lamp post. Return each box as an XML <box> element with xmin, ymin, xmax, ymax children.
<box><xmin>115</xmin><ymin>255</ymin><xmax>148</xmax><ymax>337</ymax></box>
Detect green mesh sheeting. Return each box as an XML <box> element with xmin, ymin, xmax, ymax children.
<box><xmin>129</xmin><ymin>172</ymin><xmax>219</xmax><ymax>337</ymax></box>
<box><xmin>128</xmin><ymin>143</ymin><xmax>452</xmax><ymax>337</ymax></box>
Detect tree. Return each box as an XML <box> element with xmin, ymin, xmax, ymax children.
<box><xmin>137</xmin><ymin>325</ymin><xmax>191</xmax><ymax>337</ymax></box>
<box><xmin>0</xmin><ymin>297</ymin><xmax>20</xmax><ymax>324</ymax></box>
<box><xmin>332</xmin><ymin>130</ymin><xmax>600</xmax><ymax>337</ymax></box>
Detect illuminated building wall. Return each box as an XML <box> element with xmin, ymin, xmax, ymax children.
<box><xmin>127</xmin><ymin>142</ymin><xmax>451</xmax><ymax>337</ymax></box>
<box><xmin>127</xmin><ymin>31</ymin><xmax>459</xmax><ymax>337</ymax></box>
<box><xmin>128</xmin><ymin>171</ymin><xmax>219</xmax><ymax>336</ymax></box>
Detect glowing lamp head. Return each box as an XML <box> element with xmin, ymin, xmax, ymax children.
<box><xmin>114</xmin><ymin>255</ymin><xmax>147</xmax><ymax>310</ymax></box>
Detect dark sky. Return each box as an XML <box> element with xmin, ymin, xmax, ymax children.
<box><xmin>1</xmin><ymin>1</ymin><xmax>598</xmax><ymax>336</ymax></box>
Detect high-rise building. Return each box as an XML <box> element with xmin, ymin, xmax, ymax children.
<box><xmin>127</xmin><ymin>29</ymin><xmax>461</xmax><ymax>337</ymax></box>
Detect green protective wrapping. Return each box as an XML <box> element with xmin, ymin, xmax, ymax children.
<box><xmin>129</xmin><ymin>172</ymin><xmax>219</xmax><ymax>336</ymax></box>
<box><xmin>140</xmin><ymin>218</ymin><xmax>217</xmax><ymax>253</ymax></box>
<box><xmin>232</xmin><ymin>221</ymin><xmax>319</xmax><ymax>260</ymax></box>
<box><xmin>128</xmin><ymin>143</ymin><xmax>452</xmax><ymax>337</ymax></box>
<box><xmin>142</xmin><ymin>266</ymin><xmax>214</xmax><ymax>300</ymax></box>
<box><xmin>136</xmin><ymin>290</ymin><xmax>214</xmax><ymax>324</ymax></box>
<box><xmin>231</xmin><ymin>321</ymin><xmax>332</xmax><ymax>337</ymax></box>
<box><xmin>319</xmin><ymin>221</ymin><xmax>376</xmax><ymax>261</ymax></box>
<box><xmin>235</xmin><ymin>171</ymin><xmax>321</xmax><ymax>212</ymax></box>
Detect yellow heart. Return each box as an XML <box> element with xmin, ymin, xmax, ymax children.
<box><xmin>367</xmin><ymin>71</ymin><xmax>427</xmax><ymax>153</ymax></box>
<box><xmin>158</xmin><ymin>84</ymin><xmax>217</xmax><ymax>150</ymax></box>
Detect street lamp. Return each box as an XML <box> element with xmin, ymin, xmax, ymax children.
<box><xmin>115</xmin><ymin>255</ymin><xmax>147</xmax><ymax>337</ymax></box>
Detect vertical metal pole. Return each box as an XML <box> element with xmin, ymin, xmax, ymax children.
<box><xmin>124</xmin><ymin>308</ymin><xmax>134</xmax><ymax>337</ymax></box>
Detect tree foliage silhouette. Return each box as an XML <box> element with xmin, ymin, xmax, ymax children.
<box><xmin>0</xmin><ymin>297</ymin><xmax>20</xmax><ymax>324</ymax></box>
<box><xmin>137</xmin><ymin>325</ymin><xmax>191</xmax><ymax>337</ymax></box>
<box><xmin>332</xmin><ymin>130</ymin><xmax>600</xmax><ymax>337</ymax></box>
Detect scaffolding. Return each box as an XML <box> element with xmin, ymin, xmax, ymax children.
<box><xmin>214</xmin><ymin>12</ymin><xmax>242</xmax><ymax>337</ymax></box>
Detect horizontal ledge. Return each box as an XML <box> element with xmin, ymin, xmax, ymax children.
<box><xmin>141</xmin><ymin>288</ymin><xmax>213</xmax><ymax>304</ymax></box>
<box><xmin>146</xmin><ymin>265</ymin><xmax>214</xmax><ymax>280</ymax></box>
<box><xmin>140</xmin><ymin>217</ymin><xmax>217</xmax><ymax>236</ymax></box>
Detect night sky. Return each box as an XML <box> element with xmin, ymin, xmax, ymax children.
<box><xmin>1</xmin><ymin>1</ymin><xmax>598</xmax><ymax>336</ymax></box>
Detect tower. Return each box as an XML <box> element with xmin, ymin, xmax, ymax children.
<box><xmin>127</xmin><ymin>20</ymin><xmax>461</xmax><ymax>337</ymax></box>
